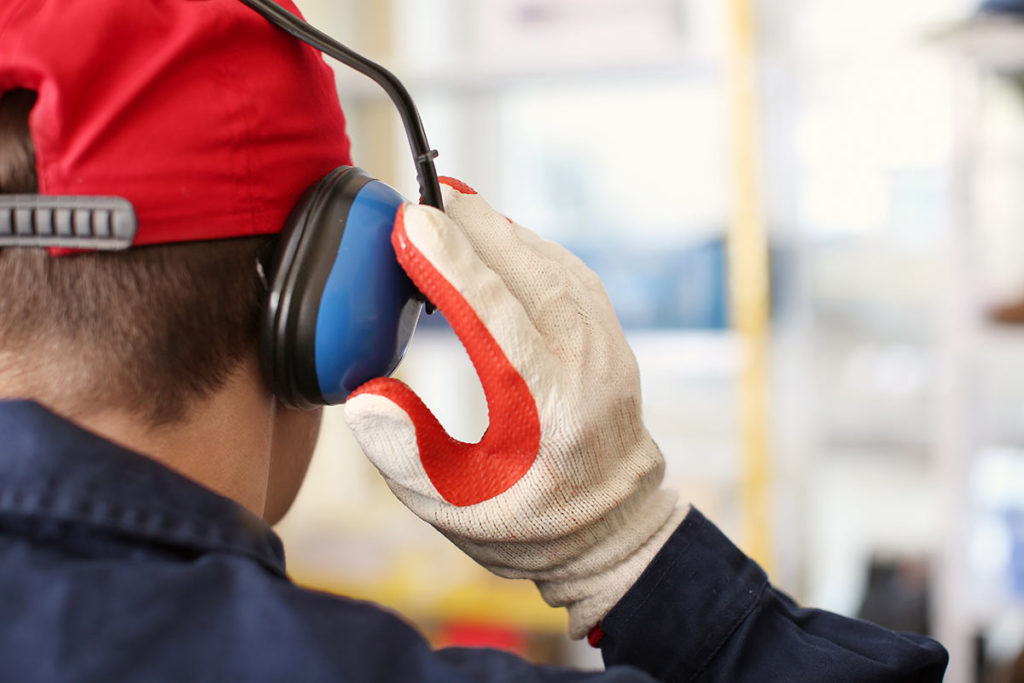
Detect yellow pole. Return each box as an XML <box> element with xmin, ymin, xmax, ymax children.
<box><xmin>725</xmin><ymin>0</ymin><xmax>774</xmax><ymax>574</ymax></box>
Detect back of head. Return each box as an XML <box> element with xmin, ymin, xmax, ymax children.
<box><xmin>0</xmin><ymin>90</ymin><xmax>271</xmax><ymax>425</ymax></box>
<box><xmin>0</xmin><ymin>0</ymin><xmax>353</xmax><ymax>425</ymax></box>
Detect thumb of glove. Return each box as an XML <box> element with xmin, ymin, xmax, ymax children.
<box><xmin>344</xmin><ymin>381</ymin><xmax>443</xmax><ymax>507</ymax></box>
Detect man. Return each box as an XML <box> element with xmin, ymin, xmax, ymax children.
<box><xmin>0</xmin><ymin>0</ymin><xmax>948</xmax><ymax>680</ymax></box>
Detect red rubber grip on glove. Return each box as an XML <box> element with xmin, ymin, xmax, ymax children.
<box><xmin>350</xmin><ymin>186</ymin><xmax>541</xmax><ymax>507</ymax></box>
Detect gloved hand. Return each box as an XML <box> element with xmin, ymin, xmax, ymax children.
<box><xmin>344</xmin><ymin>178</ymin><xmax>686</xmax><ymax>638</ymax></box>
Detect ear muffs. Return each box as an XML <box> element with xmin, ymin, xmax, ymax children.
<box><xmin>260</xmin><ymin>166</ymin><xmax>422</xmax><ymax>409</ymax></box>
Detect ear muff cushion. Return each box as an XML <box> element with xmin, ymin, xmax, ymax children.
<box><xmin>311</xmin><ymin>180</ymin><xmax>422</xmax><ymax>403</ymax></box>
<box><xmin>261</xmin><ymin>167</ymin><xmax>361</xmax><ymax>407</ymax></box>
<box><xmin>260</xmin><ymin>166</ymin><xmax>422</xmax><ymax>408</ymax></box>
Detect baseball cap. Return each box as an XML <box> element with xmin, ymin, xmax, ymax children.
<box><xmin>0</xmin><ymin>0</ymin><xmax>352</xmax><ymax>247</ymax></box>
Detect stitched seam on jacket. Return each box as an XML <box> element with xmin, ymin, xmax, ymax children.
<box><xmin>681</xmin><ymin>577</ymin><xmax>770</xmax><ymax>683</ymax></box>
<box><xmin>0</xmin><ymin>488</ymin><xmax>286</xmax><ymax>577</ymax></box>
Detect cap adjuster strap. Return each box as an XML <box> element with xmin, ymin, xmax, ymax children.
<box><xmin>0</xmin><ymin>195</ymin><xmax>137</xmax><ymax>250</ymax></box>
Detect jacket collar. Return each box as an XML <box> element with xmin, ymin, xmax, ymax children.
<box><xmin>0</xmin><ymin>400</ymin><xmax>286</xmax><ymax>576</ymax></box>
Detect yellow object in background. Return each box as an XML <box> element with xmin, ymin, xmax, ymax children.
<box><xmin>725</xmin><ymin>0</ymin><xmax>774</xmax><ymax>576</ymax></box>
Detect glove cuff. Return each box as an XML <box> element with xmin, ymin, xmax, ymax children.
<box><xmin>536</xmin><ymin>494</ymin><xmax>687</xmax><ymax>639</ymax></box>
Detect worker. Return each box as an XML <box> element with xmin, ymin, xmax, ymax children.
<box><xmin>0</xmin><ymin>1</ymin><xmax>948</xmax><ymax>680</ymax></box>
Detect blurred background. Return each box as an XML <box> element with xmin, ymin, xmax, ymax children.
<box><xmin>274</xmin><ymin>0</ymin><xmax>1024</xmax><ymax>679</ymax></box>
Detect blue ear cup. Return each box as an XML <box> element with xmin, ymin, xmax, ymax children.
<box><xmin>260</xmin><ymin>166</ymin><xmax>423</xmax><ymax>408</ymax></box>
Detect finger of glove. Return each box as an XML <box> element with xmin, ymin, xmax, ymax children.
<box><xmin>442</xmin><ymin>182</ymin><xmax>598</xmax><ymax>288</ymax></box>
<box><xmin>506</xmin><ymin>220</ymin><xmax>623</xmax><ymax>334</ymax></box>
<box><xmin>438</xmin><ymin>179</ymin><xmax>623</xmax><ymax>363</ymax></box>
<box><xmin>344</xmin><ymin>381</ymin><xmax>444</xmax><ymax>504</ymax></box>
<box><xmin>498</xmin><ymin>209</ymin><xmax>606</xmax><ymax>298</ymax></box>
<box><xmin>394</xmin><ymin>201</ymin><xmax>551</xmax><ymax>380</ymax></box>
<box><xmin>439</xmin><ymin>180</ymin><xmax>636</xmax><ymax>385</ymax></box>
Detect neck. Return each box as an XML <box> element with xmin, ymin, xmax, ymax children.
<box><xmin>44</xmin><ymin>356</ymin><xmax>273</xmax><ymax>518</ymax></box>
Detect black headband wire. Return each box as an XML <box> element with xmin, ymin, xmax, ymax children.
<box><xmin>236</xmin><ymin>0</ymin><xmax>444</xmax><ymax>211</ymax></box>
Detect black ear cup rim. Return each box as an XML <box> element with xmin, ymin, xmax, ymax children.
<box><xmin>260</xmin><ymin>166</ymin><xmax>373</xmax><ymax>409</ymax></box>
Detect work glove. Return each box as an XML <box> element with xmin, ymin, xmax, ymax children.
<box><xmin>344</xmin><ymin>178</ymin><xmax>686</xmax><ymax>638</ymax></box>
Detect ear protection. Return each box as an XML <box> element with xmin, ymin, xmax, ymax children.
<box><xmin>260</xmin><ymin>167</ymin><xmax>423</xmax><ymax>408</ymax></box>
<box><xmin>239</xmin><ymin>0</ymin><xmax>443</xmax><ymax>409</ymax></box>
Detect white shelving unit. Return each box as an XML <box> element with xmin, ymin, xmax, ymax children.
<box><xmin>936</xmin><ymin>29</ymin><xmax>1024</xmax><ymax>679</ymax></box>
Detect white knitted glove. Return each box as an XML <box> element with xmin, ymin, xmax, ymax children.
<box><xmin>344</xmin><ymin>178</ymin><xmax>686</xmax><ymax>638</ymax></box>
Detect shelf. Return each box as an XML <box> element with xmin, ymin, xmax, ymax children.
<box><xmin>331</xmin><ymin>49</ymin><xmax>722</xmax><ymax>102</ymax></box>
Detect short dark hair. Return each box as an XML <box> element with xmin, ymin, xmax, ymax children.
<box><xmin>0</xmin><ymin>89</ymin><xmax>274</xmax><ymax>425</ymax></box>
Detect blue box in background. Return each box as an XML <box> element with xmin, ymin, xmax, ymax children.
<box><xmin>418</xmin><ymin>237</ymin><xmax>784</xmax><ymax>332</ymax></box>
<box><xmin>569</xmin><ymin>239</ymin><xmax>730</xmax><ymax>330</ymax></box>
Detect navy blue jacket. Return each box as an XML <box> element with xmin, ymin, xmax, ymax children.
<box><xmin>0</xmin><ymin>401</ymin><xmax>947</xmax><ymax>681</ymax></box>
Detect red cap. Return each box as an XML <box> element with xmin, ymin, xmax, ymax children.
<box><xmin>0</xmin><ymin>0</ymin><xmax>352</xmax><ymax>247</ymax></box>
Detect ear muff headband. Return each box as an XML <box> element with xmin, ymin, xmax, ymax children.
<box><xmin>236</xmin><ymin>0</ymin><xmax>443</xmax><ymax>211</ymax></box>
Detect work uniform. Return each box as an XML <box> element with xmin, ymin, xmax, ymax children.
<box><xmin>0</xmin><ymin>401</ymin><xmax>948</xmax><ymax>682</ymax></box>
